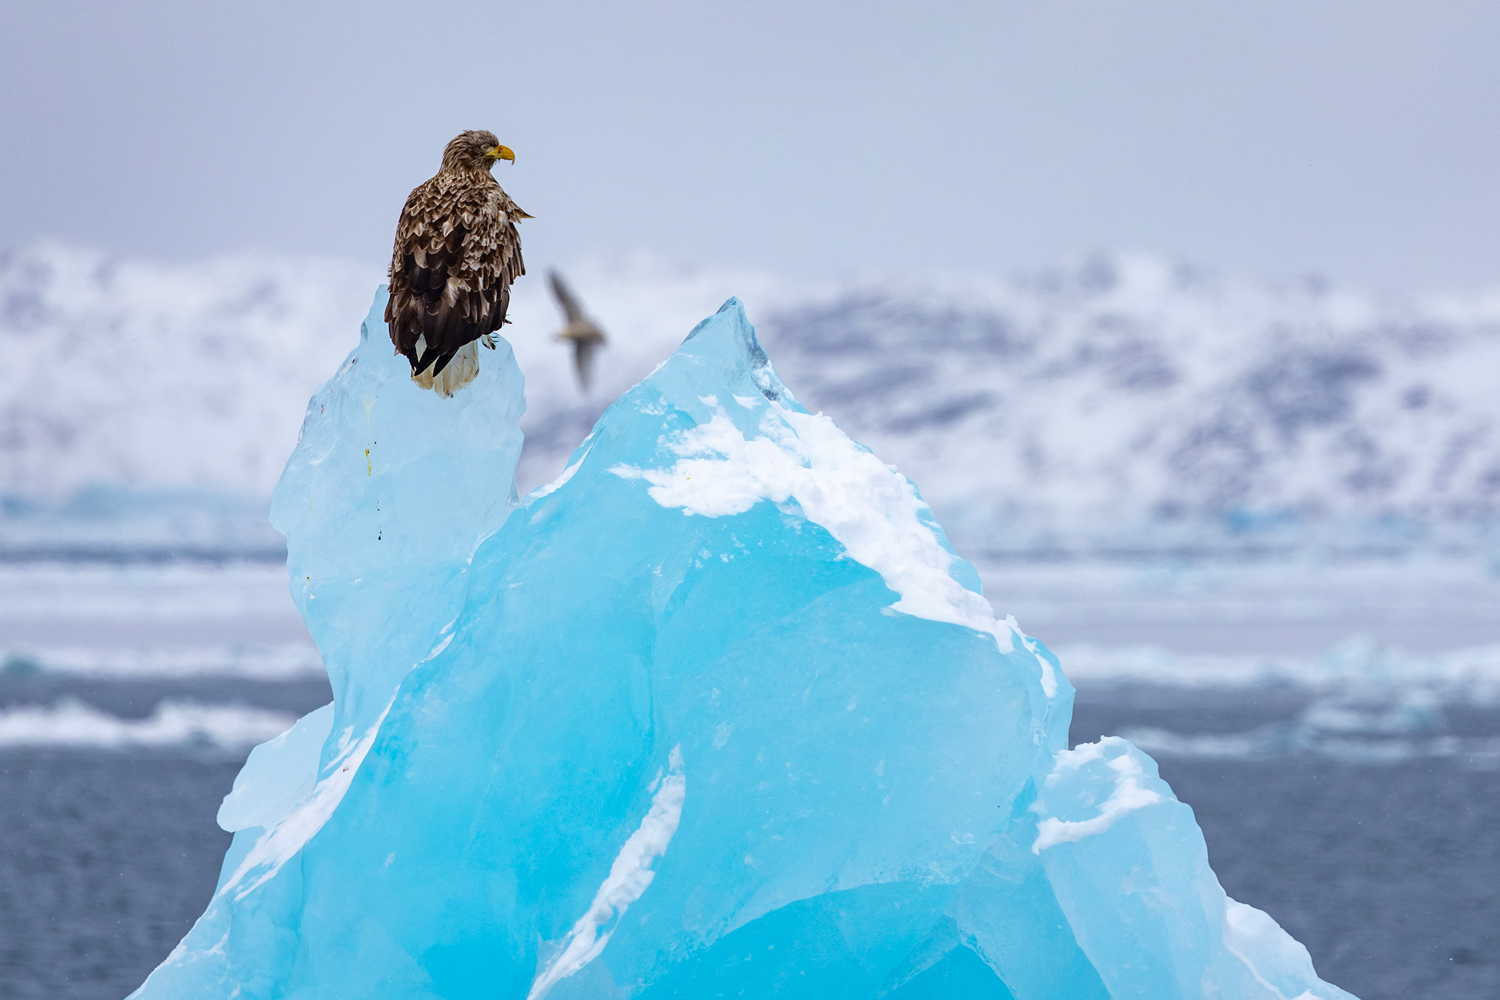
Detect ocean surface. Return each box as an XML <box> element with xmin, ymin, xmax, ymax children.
<box><xmin>1</xmin><ymin>558</ymin><xmax>1497</xmax><ymax>1000</ymax></box>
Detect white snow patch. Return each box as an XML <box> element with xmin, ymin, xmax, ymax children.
<box><xmin>1032</xmin><ymin>738</ymin><xmax>1164</xmax><ymax>853</ymax></box>
<box><xmin>528</xmin><ymin>745</ymin><xmax>687</xmax><ymax>1000</ymax></box>
<box><xmin>420</xmin><ymin>631</ymin><xmax>455</xmax><ymax>664</ymax></box>
<box><xmin>611</xmin><ymin>409</ymin><xmax>1018</xmax><ymax>657</ymax></box>
<box><xmin>1016</xmin><ymin>627</ymin><xmax>1059</xmax><ymax>699</ymax></box>
<box><xmin>528</xmin><ymin>442</ymin><xmax>594</xmax><ymax>501</ymax></box>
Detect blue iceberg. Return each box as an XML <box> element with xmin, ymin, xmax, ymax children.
<box><xmin>132</xmin><ymin>292</ymin><xmax>1355</xmax><ymax>999</ymax></box>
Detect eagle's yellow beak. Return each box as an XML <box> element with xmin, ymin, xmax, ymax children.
<box><xmin>485</xmin><ymin>144</ymin><xmax>515</xmax><ymax>163</ymax></box>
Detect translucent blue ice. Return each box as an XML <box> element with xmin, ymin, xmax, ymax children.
<box><xmin>132</xmin><ymin>292</ymin><xmax>1355</xmax><ymax>999</ymax></box>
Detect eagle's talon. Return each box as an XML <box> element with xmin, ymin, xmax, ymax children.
<box><xmin>481</xmin><ymin>334</ymin><xmax>496</xmax><ymax>350</ymax></box>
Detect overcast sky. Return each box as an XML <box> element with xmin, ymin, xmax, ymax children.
<box><xmin>3</xmin><ymin>1</ymin><xmax>1497</xmax><ymax>292</ymax></box>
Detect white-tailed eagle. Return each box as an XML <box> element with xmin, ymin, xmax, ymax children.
<box><xmin>386</xmin><ymin>130</ymin><xmax>530</xmax><ymax>397</ymax></box>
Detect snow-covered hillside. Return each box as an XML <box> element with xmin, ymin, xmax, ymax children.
<box><xmin>2</xmin><ymin>244</ymin><xmax>1498</xmax><ymax>558</ymax></box>
<box><xmin>764</xmin><ymin>259</ymin><xmax>1500</xmax><ymax>556</ymax></box>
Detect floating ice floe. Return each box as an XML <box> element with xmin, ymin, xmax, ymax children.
<box><xmin>1121</xmin><ymin>688</ymin><xmax>1500</xmax><ymax>768</ymax></box>
<box><xmin>0</xmin><ymin>643</ymin><xmax>323</xmax><ymax>680</ymax></box>
<box><xmin>0</xmin><ymin>698</ymin><xmax>296</xmax><ymax>752</ymax></box>
<box><xmin>1059</xmin><ymin>635</ymin><xmax>1500</xmax><ymax>703</ymax></box>
<box><xmin>130</xmin><ymin>292</ymin><xmax>1355</xmax><ymax>999</ymax></box>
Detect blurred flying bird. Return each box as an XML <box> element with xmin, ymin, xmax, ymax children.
<box><xmin>385</xmin><ymin>130</ymin><xmax>531</xmax><ymax>397</ymax></box>
<box><xmin>548</xmin><ymin>271</ymin><xmax>608</xmax><ymax>392</ymax></box>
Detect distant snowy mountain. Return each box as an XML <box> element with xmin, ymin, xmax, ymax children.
<box><xmin>762</xmin><ymin>259</ymin><xmax>1500</xmax><ymax>557</ymax></box>
<box><xmin>2</xmin><ymin>243</ymin><xmax>1497</xmax><ymax>558</ymax></box>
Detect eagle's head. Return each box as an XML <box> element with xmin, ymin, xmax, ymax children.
<box><xmin>441</xmin><ymin>130</ymin><xmax>515</xmax><ymax>173</ymax></box>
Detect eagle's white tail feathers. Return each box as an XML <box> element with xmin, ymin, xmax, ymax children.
<box><xmin>413</xmin><ymin>340</ymin><xmax>480</xmax><ymax>398</ymax></box>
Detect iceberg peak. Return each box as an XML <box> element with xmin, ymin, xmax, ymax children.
<box><xmin>132</xmin><ymin>292</ymin><xmax>1354</xmax><ymax>1000</ymax></box>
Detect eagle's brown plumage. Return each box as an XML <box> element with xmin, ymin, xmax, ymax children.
<box><xmin>385</xmin><ymin>130</ymin><xmax>530</xmax><ymax>396</ymax></box>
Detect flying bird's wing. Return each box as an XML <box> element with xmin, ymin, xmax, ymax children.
<box><xmin>546</xmin><ymin>270</ymin><xmax>607</xmax><ymax>392</ymax></box>
<box><xmin>549</xmin><ymin>270</ymin><xmax>586</xmax><ymax>323</ymax></box>
<box><xmin>573</xmin><ymin>338</ymin><xmax>599</xmax><ymax>392</ymax></box>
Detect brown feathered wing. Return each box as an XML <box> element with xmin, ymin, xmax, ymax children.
<box><xmin>385</xmin><ymin>173</ymin><xmax>527</xmax><ymax>397</ymax></box>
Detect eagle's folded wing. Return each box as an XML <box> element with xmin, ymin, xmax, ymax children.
<box><xmin>387</xmin><ymin>187</ymin><xmax>524</xmax><ymax>377</ymax></box>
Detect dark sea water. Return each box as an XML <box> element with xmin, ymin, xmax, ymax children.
<box><xmin>1074</xmin><ymin>689</ymin><xmax>1500</xmax><ymax>1000</ymax></box>
<box><xmin>0</xmin><ymin>677</ymin><xmax>332</xmax><ymax>1000</ymax></box>
<box><xmin>2</xmin><ymin>677</ymin><xmax>1496</xmax><ymax>1000</ymax></box>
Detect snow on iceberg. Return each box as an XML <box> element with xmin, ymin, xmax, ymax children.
<box><xmin>131</xmin><ymin>291</ymin><xmax>1355</xmax><ymax>999</ymax></box>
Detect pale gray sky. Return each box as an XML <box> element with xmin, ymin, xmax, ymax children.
<box><xmin>3</xmin><ymin>1</ymin><xmax>1497</xmax><ymax>292</ymax></box>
